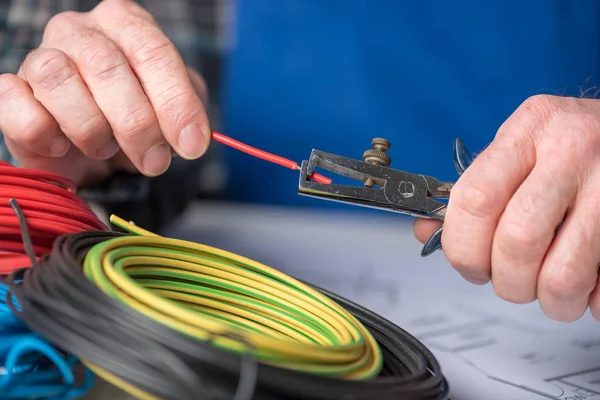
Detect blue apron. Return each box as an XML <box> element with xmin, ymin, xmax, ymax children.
<box><xmin>221</xmin><ymin>0</ymin><xmax>599</xmax><ymax>210</ymax></box>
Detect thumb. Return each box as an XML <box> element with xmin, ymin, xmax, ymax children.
<box><xmin>413</xmin><ymin>218</ymin><xmax>443</xmax><ymax>244</ymax></box>
<box><xmin>187</xmin><ymin>67</ymin><xmax>209</xmax><ymax>106</ymax></box>
<box><xmin>114</xmin><ymin>67</ymin><xmax>210</xmax><ymax>163</ymax></box>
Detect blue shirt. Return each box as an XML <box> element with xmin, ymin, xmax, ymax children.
<box><xmin>221</xmin><ymin>0</ymin><xmax>600</xmax><ymax>209</ymax></box>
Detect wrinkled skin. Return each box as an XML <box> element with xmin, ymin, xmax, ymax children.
<box><xmin>415</xmin><ymin>94</ymin><xmax>600</xmax><ymax>323</ymax></box>
<box><xmin>0</xmin><ymin>0</ymin><xmax>210</xmax><ymax>186</ymax></box>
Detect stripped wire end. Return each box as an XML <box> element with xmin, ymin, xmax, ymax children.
<box><xmin>211</xmin><ymin>132</ymin><xmax>332</xmax><ymax>185</ymax></box>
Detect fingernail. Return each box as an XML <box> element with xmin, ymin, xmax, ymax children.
<box><xmin>143</xmin><ymin>143</ymin><xmax>171</xmax><ymax>176</ymax></box>
<box><xmin>178</xmin><ymin>124</ymin><xmax>209</xmax><ymax>159</ymax></box>
<box><xmin>50</xmin><ymin>137</ymin><xmax>70</xmax><ymax>156</ymax></box>
<box><xmin>95</xmin><ymin>138</ymin><xmax>120</xmax><ymax>159</ymax></box>
<box><xmin>201</xmin><ymin>124</ymin><xmax>212</xmax><ymax>139</ymax></box>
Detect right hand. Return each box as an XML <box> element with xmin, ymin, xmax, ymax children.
<box><xmin>0</xmin><ymin>0</ymin><xmax>210</xmax><ymax>185</ymax></box>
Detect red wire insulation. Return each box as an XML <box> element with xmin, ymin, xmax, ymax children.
<box><xmin>0</xmin><ymin>161</ymin><xmax>106</xmax><ymax>274</ymax></box>
<box><xmin>1</xmin><ymin>133</ymin><xmax>330</xmax><ymax>273</ymax></box>
<box><xmin>211</xmin><ymin>132</ymin><xmax>332</xmax><ymax>184</ymax></box>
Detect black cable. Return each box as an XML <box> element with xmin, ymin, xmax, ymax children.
<box><xmin>6</xmin><ymin>229</ymin><xmax>449</xmax><ymax>400</ymax></box>
<box><xmin>8</xmin><ymin>198</ymin><xmax>39</xmax><ymax>269</ymax></box>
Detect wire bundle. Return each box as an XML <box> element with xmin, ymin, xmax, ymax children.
<box><xmin>0</xmin><ymin>131</ymin><xmax>325</xmax><ymax>275</ymax></box>
<box><xmin>86</xmin><ymin>215</ymin><xmax>381</xmax><ymax>379</ymax></box>
<box><xmin>0</xmin><ymin>280</ymin><xmax>93</xmax><ymax>399</ymax></box>
<box><xmin>6</xmin><ymin>217</ymin><xmax>449</xmax><ymax>400</ymax></box>
<box><xmin>0</xmin><ymin>161</ymin><xmax>106</xmax><ymax>274</ymax></box>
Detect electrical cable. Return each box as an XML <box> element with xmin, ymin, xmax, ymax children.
<box><xmin>0</xmin><ymin>162</ymin><xmax>106</xmax><ymax>274</ymax></box>
<box><xmin>86</xmin><ymin>215</ymin><xmax>382</xmax><ymax>379</ymax></box>
<box><xmin>0</xmin><ymin>280</ymin><xmax>94</xmax><ymax>400</ymax></box>
<box><xmin>1</xmin><ymin>133</ymin><xmax>447</xmax><ymax>399</ymax></box>
<box><xmin>211</xmin><ymin>132</ymin><xmax>332</xmax><ymax>184</ymax></box>
<box><xmin>0</xmin><ymin>131</ymin><xmax>324</xmax><ymax>274</ymax></box>
<box><xmin>6</xmin><ymin>208</ymin><xmax>449</xmax><ymax>400</ymax></box>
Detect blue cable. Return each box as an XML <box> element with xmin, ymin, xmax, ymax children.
<box><xmin>0</xmin><ymin>280</ymin><xmax>94</xmax><ymax>399</ymax></box>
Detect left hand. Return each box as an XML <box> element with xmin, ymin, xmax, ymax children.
<box><xmin>414</xmin><ymin>94</ymin><xmax>600</xmax><ymax>322</ymax></box>
<box><xmin>0</xmin><ymin>0</ymin><xmax>210</xmax><ymax>186</ymax></box>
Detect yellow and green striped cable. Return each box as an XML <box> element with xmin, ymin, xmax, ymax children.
<box><xmin>82</xmin><ymin>215</ymin><xmax>383</xmax><ymax>380</ymax></box>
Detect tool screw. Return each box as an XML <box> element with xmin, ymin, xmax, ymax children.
<box><xmin>371</xmin><ymin>138</ymin><xmax>391</xmax><ymax>153</ymax></box>
<box><xmin>362</xmin><ymin>138</ymin><xmax>391</xmax><ymax>187</ymax></box>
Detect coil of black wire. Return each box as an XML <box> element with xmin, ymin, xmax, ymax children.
<box><xmin>5</xmin><ymin>228</ymin><xmax>449</xmax><ymax>400</ymax></box>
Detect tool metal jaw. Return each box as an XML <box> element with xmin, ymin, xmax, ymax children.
<box><xmin>298</xmin><ymin>150</ymin><xmax>451</xmax><ymax>220</ymax></box>
<box><xmin>298</xmin><ymin>138</ymin><xmax>472</xmax><ymax>257</ymax></box>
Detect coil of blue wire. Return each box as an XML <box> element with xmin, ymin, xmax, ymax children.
<box><xmin>0</xmin><ymin>280</ymin><xmax>94</xmax><ymax>400</ymax></box>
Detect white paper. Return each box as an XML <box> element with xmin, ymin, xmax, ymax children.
<box><xmin>164</xmin><ymin>202</ymin><xmax>600</xmax><ymax>400</ymax></box>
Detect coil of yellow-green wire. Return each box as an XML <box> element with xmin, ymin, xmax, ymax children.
<box><xmin>86</xmin><ymin>216</ymin><xmax>382</xmax><ymax>379</ymax></box>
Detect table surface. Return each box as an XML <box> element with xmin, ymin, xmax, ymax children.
<box><xmin>82</xmin><ymin>201</ymin><xmax>600</xmax><ymax>400</ymax></box>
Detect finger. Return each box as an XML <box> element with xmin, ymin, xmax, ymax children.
<box><xmin>43</xmin><ymin>13</ymin><xmax>170</xmax><ymax>176</ymax></box>
<box><xmin>413</xmin><ymin>219</ymin><xmax>442</xmax><ymax>244</ymax></box>
<box><xmin>19</xmin><ymin>48</ymin><xmax>118</xmax><ymax>160</ymax></box>
<box><xmin>0</xmin><ymin>73</ymin><xmax>69</xmax><ymax>157</ymax></box>
<box><xmin>537</xmin><ymin>189</ymin><xmax>600</xmax><ymax>322</ymax></box>
<box><xmin>93</xmin><ymin>2</ymin><xmax>211</xmax><ymax>160</ymax></box>
<box><xmin>187</xmin><ymin>67</ymin><xmax>209</xmax><ymax>105</ymax></box>
<box><xmin>491</xmin><ymin>157</ymin><xmax>576</xmax><ymax>304</ymax></box>
<box><xmin>443</xmin><ymin>133</ymin><xmax>536</xmax><ymax>282</ymax></box>
<box><xmin>442</xmin><ymin>95</ymin><xmax>558</xmax><ymax>282</ymax></box>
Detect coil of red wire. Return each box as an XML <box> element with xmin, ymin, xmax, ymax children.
<box><xmin>0</xmin><ymin>161</ymin><xmax>106</xmax><ymax>274</ymax></box>
<box><xmin>0</xmin><ymin>132</ymin><xmax>330</xmax><ymax>274</ymax></box>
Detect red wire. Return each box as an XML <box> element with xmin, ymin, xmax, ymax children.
<box><xmin>0</xmin><ymin>133</ymin><xmax>330</xmax><ymax>273</ymax></box>
<box><xmin>211</xmin><ymin>132</ymin><xmax>332</xmax><ymax>184</ymax></box>
<box><xmin>0</xmin><ymin>161</ymin><xmax>106</xmax><ymax>274</ymax></box>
